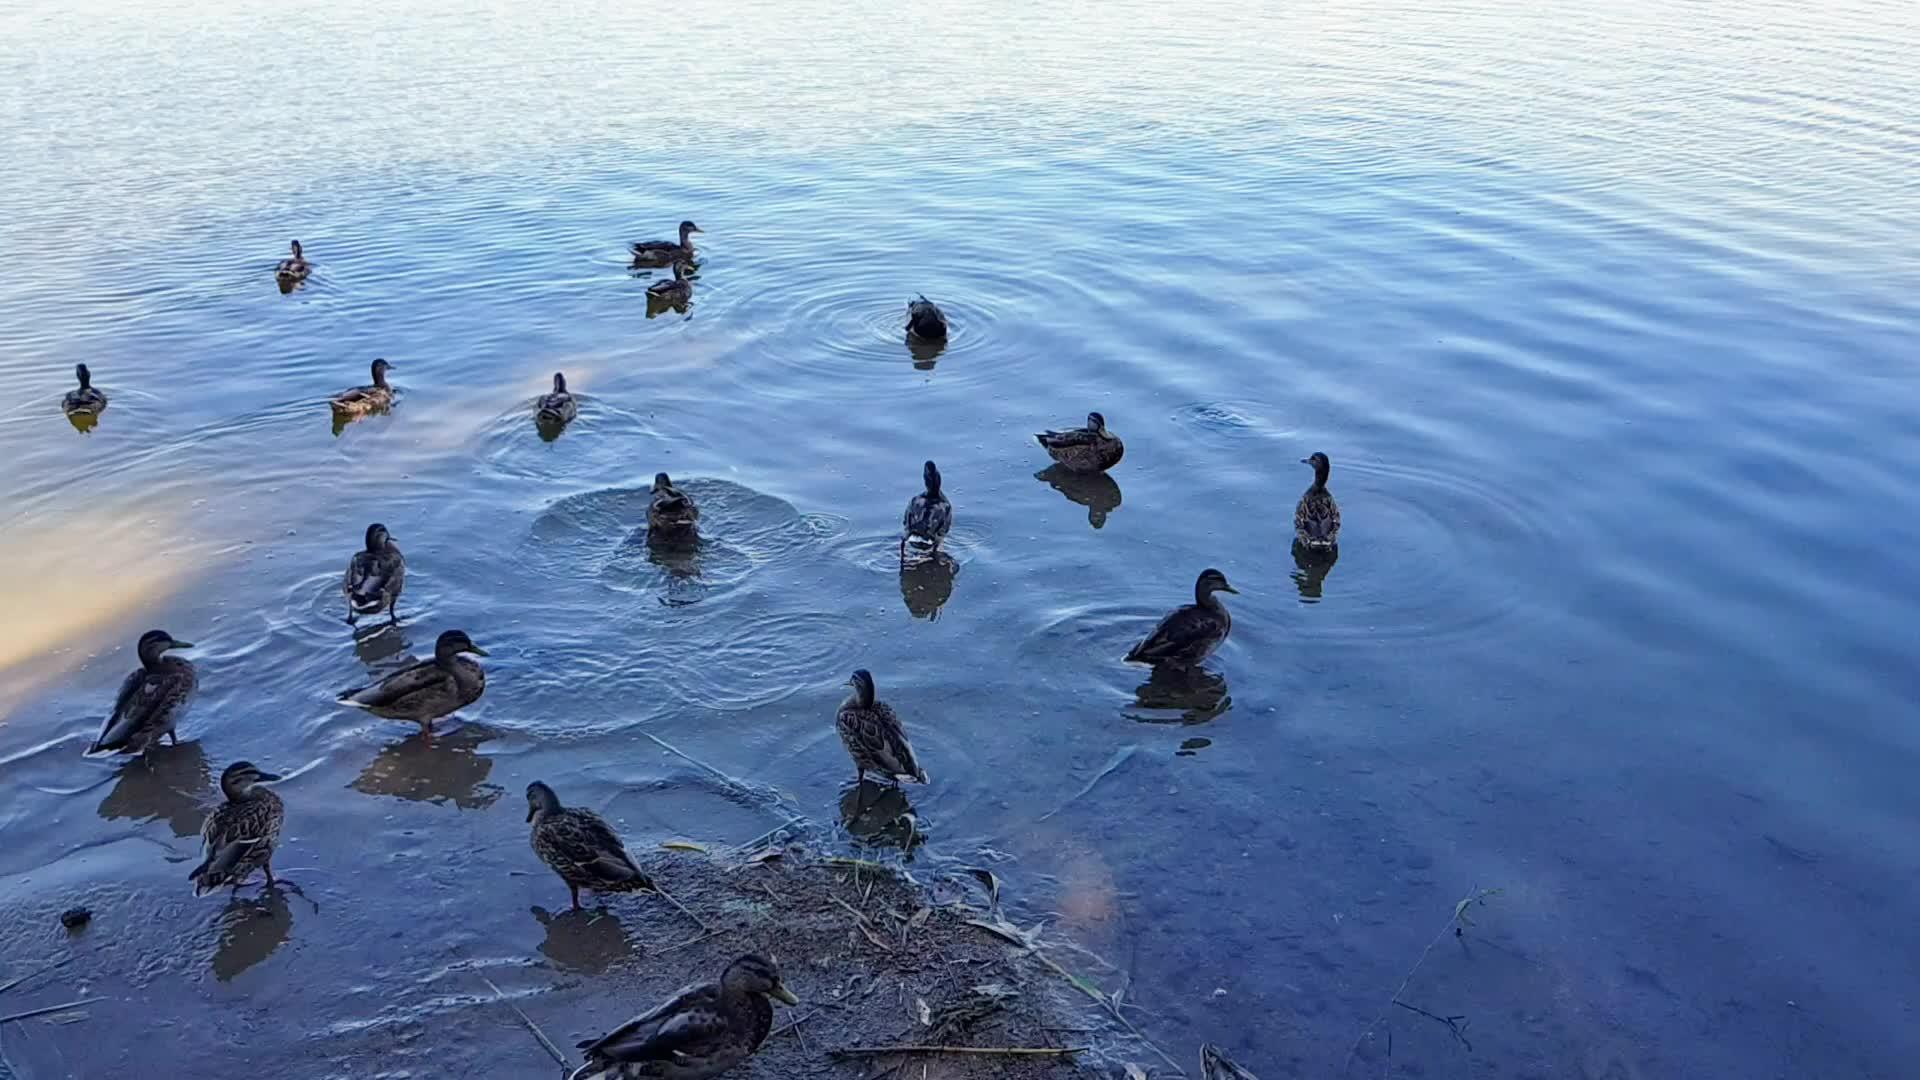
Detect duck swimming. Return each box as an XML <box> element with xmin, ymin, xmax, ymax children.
<box><xmin>330</xmin><ymin>358</ymin><xmax>395</xmax><ymax>418</ymax></box>
<box><xmin>900</xmin><ymin>459</ymin><xmax>952</xmax><ymax>556</ymax></box>
<box><xmin>1035</xmin><ymin>411</ymin><xmax>1125</xmax><ymax>474</ymax></box>
<box><xmin>536</xmin><ymin>371</ymin><xmax>578</xmax><ymax>427</ymax></box>
<box><xmin>906</xmin><ymin>295</ymin><xmax>948</xmax><ymax>341</ymax></box>
<box><xmin>569</xmin><ymin>953</ymin><xmax>798</xmax><ymax>1080</ymax></box>
<box><xmin>343</xmin><ymin>522</ymin><xmax>406</xmax><ymax>624</ymax></box>
<box><xmin>275</xmin><ymin>240</ymin><xmax>310</xmax><ymax>283</ymax></box>
<box><xmin>88</xmin><ymin>630</ymin><xmax>197</xmax><ymax>757</ymax></box>
<box><xmin>526</xmin><ymin>781</ymin><xmax>657</xmax><ymax>911</ymax></box>
<box><xmin>1125</xmin><ymin>568</ymin><xmax>1238</xmax><ymax>670</ymax></box>
<box><xmin>646</xmin><ymin>260</ymin><xmax>693</xmax><ymax>304</ymax></box>
<box><xmin>338</xmin><ymin>629</ymin><xmax>487</xmax><ymax>740</ymax></box>
<box><xmin>835</xmin><ymin>669</ymin><xmax>929</xmax><ymax>788</ymax></box>
<box><xmin>1294</xmin><ymin>451</ymin><xmax>1341</xmax><ymax>549</ymax></box>
<box><xmin>629</xmin><ymin>220</ymin><xmax>702</xmax><ymax>267</ymax></box>
<box><xmin>647</xmin><ymin>472</ymin><xmax>699</xmax><ymax>538</ymax></box>
<box><xmin>189</xmin><ymin>761</ymin><xmax>286</xmax><ymax>897</ymax></box>
<box><xmin>62</xmin><ymin>363</ymin><xmax>107</xmax><ymax>418</ymax></box>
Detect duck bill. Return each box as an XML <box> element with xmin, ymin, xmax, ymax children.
<box><xmin>167</xmin><ymin>640</ymin><xmax>196</xmax><ymax>651</ymax></box>
<box><xmin>466</xmin><ymin>645</ymin><xmax>491</xmax><ymax>657</ymax></box>
<box><xmin>771</xmin><ymin>983</ymin><xmax>800</xmax><ymax>1006</ymax></box>
<box><xmin>525</xmin><ymin>806</ymin><xmax>536</xmax><ymax>822</ymax></box>
<box><xmin>253</xmin><ymin>771</ymin><xmax>285</xmax><ymax>783</ymax></box>
<box><xmin>1221</xmin><ymin>585</ymin><xmax>1240</xmax><ymax>594</ymax></box>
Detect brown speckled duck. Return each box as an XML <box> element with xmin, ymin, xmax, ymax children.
<box><xmin>900</xmin><ymin>460</ymin><xmax>952</xmax><ymax>556</ymax></box>
<box><xmin>646</xmin><ymin>260</ymin><xmax>693</xmax><ymax>304</ymax></box>
<box><xmin>526</xmin><ymin>781</ymin><xmax>656</xmax><ymax>911</ymax></box>
<box><xmin>1295</xmin><ymin>452</ymin><xmax>1341</xmax><ymax>548</ymax></box>
<box><xmin>905</xmin><ymin>295</ymin><xmax>948</xmax><ymax>341</ymax></box>
<box><xmin>189</xmin><ymin>761</ymin><xmax>287</xmax><ymax>896</ymax></box>
<box><xmin>647</xmin><ymin>472</ymin><xmax>699</xmax><ymax>538</ymax></box>
<box><xmin>1125</xmin><ymin>568</ymin><xmax>1238</xmax><ymax>669</ymax></box>
<box><xmin>88</xmin><ymin>630</ymin><xmax>197</xmax><ymax>757</ymax></box>
<box><xmin>537</xmin><ymin>372</ymin><xmax>579</xmax><ymax>426</ymax></box>
<box><xmin>62</xmin><ymin>363</ymin><xmax>108</xmax><ymax>418</ymax></box>
<box><xmin>337</xmin><ymin>629</ymin><xmax>488</xmax><ymax>740</ymax></box>
<box><xmin>275</xmin><ymin>240</ymin><xmax>310</xmax><ymax>283</ymax></box>
<box><xmin>1035</xmin><ymin>411</ymin><xmax>1124</xmax><ymax>474</ymax></box>
<box><xmin>330</xmin><ymin>358</ymin><xmax>395</xmax><ymax>418</ymax></box>
<box><xmin>569</xmin><ymin>954</ymin><xmax>798</xmax><ymax>1080</ymax></box>
<box><xmin>835</xmin><ymin>669</ymin><xmax>929</xmax><ymax>787</ymax></box>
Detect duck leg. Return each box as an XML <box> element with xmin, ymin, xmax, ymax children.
<box><xmin>387</xmin><ymin>594</ymin><xmax>399</xmax><ymax>623</ymax></box>
<box><xmin>569</xmin><ymin>883</ymin><xmax>582</xmax><ymax>912</ymax></box>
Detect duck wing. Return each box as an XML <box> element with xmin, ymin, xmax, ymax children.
<box><xmin>92</xmin><ymin>669</ymin><xmax>152</xmax><ymax>751</ymax></box>
<box><xmin>544</xmin><ymin>809</ymin><xmax>651</xmax><ymax>886</ymax></box>
<box><xmin>577</xmin><ymin>983</ymin><xmax>726</xmax><ymax>1062</ymax></box>
<box><xmin>345</xmin><ymin>550</ymin><xmax>396</xmax><ymax>606</ymax></box>
<box><xmin>1125</xmin><ymin>604</ymin><xmax>1225</xmax><ymax>665</ymax></box>
<box><xmin>904</xmin><ymin>494</ymin><xmax>951</xmax><ymax>539</ymax></box>
<box><xmin>1294</xmin><ymin>489</ymin><xmax>1340</xmax><ymax>543</ymax></box>
<box><xmin>339</xmin><ymin>658</ymin><xmax>446</xmax><ymax>710</ymax></box>
<box><xmin>1035</xmin><ymin>426</ymin><xmax>1097</xmax><ymax>450</ymax></box>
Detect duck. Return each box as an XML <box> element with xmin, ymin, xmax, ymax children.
<box><xmin>646</xmin><ymin>260</ymin><xmax>693</xmax><ymax>304</ymax></box>
<box><xmin>343</xmin><ymin>522</ymin><xmax>406</xmax><ymax>624</ymax></box>
<box><xmin>900</xmin><ymin>460</ymin><xmax>952</xmax><ymax>556</ymax></box>
<box><xmin>88</xmin><ymin>630</ymin><xmax>197</xmax><ymax>757</ymax></box>
<box><xmin>1295</xmin><ymin>451</ymin><xmax>1341</xmax><ymax>548</ymax></box>
<box><xmin>647</xmin><ymin>472</ymin><xmax>699</xmax><ymax>538</ymax></box>
<box><xmin>526</xmin><ymin>781</ymin><xmax>657</xmax><ymax>911</ymax></box>
<box><xmin>1035</xmin><ymin>411</ymin><xmax>1124</xmax><ymax>474</ymax></box>
<box><xmin>188</xmin><ymin>761</ymin><xmax>286</xmax><ymax>896</ymax></box>
<box><xmin>62</xmin><ymin>363</ymin><xmax>108</xmax><ymax>417</ymax></box>
<box><xmin>275</xmin><ymin>240</ymin><xmax>310</xmax><ymax>283</ymax></box>
<box><xmin>1125</xmin><ymin>568</ymin><xmax>1238</xmax><ymax>669</ymax></box>
<box><xmin>1202</xmin><ymin>1043</ymin><xmax>1261</xmax><ymax>1080</ymax></box>
<box><xmin>905</xmin><ymin>295</ymin><xmax>948</xmax><ymax>341</ymax></box>
<box><xmin>835</xmin><ymin>669</ymin><xmax>930</xmax><ymax>788</ymax></box>
<box><xmin>330</xmin><ymin>358</ymin><xmax>395</xmax><ymax>418</ymax></box>
<box><xmin>537</xmin><ymin>372</ymin><xmax>579</xmax><ymax>426</ymax></box>
<box><xmin>338</xmin><ymin>628</ymin><xmax>488</xmax><ymax>740</ymax></box>
<box><xmin>570</xmin><ymin>953</ymin><xmax>798</xmax><ymax>1080</ymax></box>
<box><xmin>630</xmin><ymin>220</ymin><xmax>702</xmax><ymax>267</ymax></box>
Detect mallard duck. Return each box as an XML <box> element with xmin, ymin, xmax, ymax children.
<box><xmin>630</xmin><ymin>220</ymin><xmax>702</xmax><ymax>267</ymax></box>
<box><xmin>900</xmin><ymin>460</ymin><xmax>952</xmax><ymax>556</ymax></box>
<box><xmin>275</xmin><ymin>240</ymin><xmax>310</xmax><ymax>283</ymax></box>
<box><xmin>646</xmin><ymin>260</ymin><xmax>693</xmax><ymax>304</ymax></box>
<box><xmin>189</xmin><ymin>761</ymin><xmax>286</xmax><ymax>896</ymax></box>
<box><xmin>1036</xmin><ymin>411</ymin><xmax>1124</xmax><ymax>474</ymax></box>
<box><xmin>570</xmin><ymin>954</ymin><xmax>798</xmax><ymax>1080</ymax></box>
<box><xmin>88</xmin><ymin>630</ymin><xmax>196</xmax><ymax>757</ymax></box>
<box><xmin>537</xmin><ymin>372</ymin><xmax>579</xmax><ymax>426</ymax></box>
<box><xmin>1295</xmin><ymin>451</ymin><xmax>1341</xmax><ymax>548</ymax></box>
<box><xmin>330</xmin><ymin>358</ymin><xmax>395</xmax><ymax>417</ymax></box>
<box><xmin>62</xmin><ymin>363</ymin><xmax>108</xmax><ymax>417</ymax></box>
<box><xmin>343</xmin><ymin>522</ymin><xmax>406</xmax><ymax>624</ymax></box>
<box><xmin>647</xmin><ymin>472</ymin><xmax>699</xmax><ymax>538</ymax></box>
<box><xmin>835</xmin><ymin>669</ymin><xmax>929</xmax><ymax>787</ymax></box>
<box><xmin>1202</xmin><ymin>1043</ymin><xmax>1260</xmax><ymax>1080</ymax></box>
<box><xmin>338</xmin><ymin>628</ymin><xmax>488</xmax><ymax>740</ymax></box>
<box><xmin>906</xmin><ymin>295</ymin><xmax>948</xmax><ymax>341</ymax></box>
<box><xmin>526</xmin><ymin>781</ymin><xmax>657</xmax><ymax>911</ymax></box>
<box><xmin>1125</xmin><ymin>568</ymin><xmax>1238</xmax><ymax>669</ymax></box>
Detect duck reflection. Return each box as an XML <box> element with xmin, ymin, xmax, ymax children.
<box><xmin>350</xmin><ymin>724</ymin><xmax>503</xmax><ymax>810</ymax></box>
<box><xmin>1035</xmin><ymin>465</ymin><xmax>1123</xmax><ymax>529</ymax></box>
<box><xmin>331</xmin><ymin>405</ymin><xmax>390</xmax><ymax>438</ymax></box>
<box><xmin>1290</xmin><ymin>540</ymin><xmax>1339</xmax><ymax>601</ymax></box>
<box><xmin>906</xmin><ymin>335</ymin><xmax>946</xmax><ymax>370</ymax></box>
<box><xmin>276</xmin><ymin>276</ymin><xmax>301</xmax><ymax>296</ymax></box>
<box><xmin>531</xmin><ymin>905</ymin><xmax>638</xmax><ymax>974</ymax></box>
<box><xmin>96</xmin><ymin>739</ymin><xmax>211</xmax><ymax>837</ymax></box>
<box><xmin>838</xmin><ymin>781</ymin><xmax>923</xmax><ymax>852</ymax></box>
<box><xmin>352</xmin><ymin>621</ymin><xmax>412</xmax><ymax>668</ymax></box>
<box><xmin>212</xmin><ymin>889</ymin><xmax>294</xmax><ymax>982</ymax></box>
<box><xmin>1129</xmin><ymin>666</ymin><xmax>1232</xmax><ymax>725</ymax></box>
<box><xmin>645</xmin><ymin>531</ymin><xmax>702</xmax><ymax>581</ymax></box>
<box><xmin>898</xmin><ymin>550</ymin><xmax>958</xmax><ymax>620</ymax></box>
<box><xmin>536</xmin><ymin>415</ymin><xmax>570</xmax><ymax>444</ymax></box>
<box><xmin>67</xmin><ymin>410</ymin><xmax>102</xmax><ymax>434</ymax></box>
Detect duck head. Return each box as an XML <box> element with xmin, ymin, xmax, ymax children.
<box><xmin>370</xmin><ymin>357</ymin><xmax>394</xmax><ymax>386</ymax></box>
<box><xmin>364</xmin><ymin>522</ymin><xmax>394</xmax><ymax>552</ymax></box>
<box><xmin>1301</xmin><ymin>451</ymin><xmax>1331</xmax><ymax>487</ymax></box>
<box><xmin>136</xmin><ymin>629</ymin><xmax>194</xmax><ymax>668</ymax></box>
<box><xmin>678</xmin><ymin>220</ymin><xmax>702</xmax><ymax>244</ymax></box>
<box><xmin>551</xmin><ymin>372</ymin><xmax>568</xmax><ymax>394</ymax></box>
<box><xmin>1087</xmin><ymin>411</ymin><xmax>1106</xmax><ymax>433</ymax></box>
<box><xmin>525</xmin><ymin>780</ymin><xmax>562</xmax><ymax>823</ymax></box>
<box><xmin>289</xmin><ymin>240</ymin><xmax>303</xmax><ymax>259</ymax></box>
<box><xmin>721</xmin><ymin>953</ymin><xmax>799</xmax><ymax>1006</ymax></box>
<box><xmin>219</xmin><ymin>760</ymin><xmax>283</xmax><ymax>801</ymax></box>
<box><xmin>1195</xmin><ymin>568</ymin><xmax>1239</xmax><ymax>602</ymax></box>
<box><xmin>653</xmin><ymin>472</ymin><xmax>675</xmax><ymax>492</ymax></box>
<box><xmin>922</xmin><ymin>460</ymin><xmax>942</xmax><ymax>496</ymax></box>
<box><xmin>433</xmin><ymin>629</ymin><xmax>488</xmax><ymax>663</ymax></box>
<box><xmin>75</xmin><ymin>363</ymin><xmax>93</xmax><ymax>389</ymax></box>
<box><xmin>846</xmin><ymin>668</ymin><xmax>877</xmax><ymax>708</ymax></box>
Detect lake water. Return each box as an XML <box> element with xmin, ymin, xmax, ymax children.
<box><xmin>2</xmin><ymin>0</ymin><xmax>1917</xmax><ymax>1075</ymax></box>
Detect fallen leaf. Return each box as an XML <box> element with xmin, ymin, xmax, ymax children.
<box><xmin>966</xmin><ymin>867</ymin><xmax>1001</xmax><ymax>909</ymax></box>
<box><xmin>915</xmin><ymin>997</ymin><xmax>931</xmax><ymax>1027</ymax></box>
<box><xmin>660</xmin><ymin>841</ymin><xmax>707</xmax><ymax>853</ymax></box>
<box><xmin>745</xmin><ymin>848</ymin><xmax>782</xmax><ymax>864</ymax></box>
<box><xmin>963</xmin><ymin>917</ymin><xmax>1032</xmax><ymax>948</ymax></box>
<box><xmin>907</xmin><ymin>906</ymin><xmax>932</xmax><ymax>931</ymax></box>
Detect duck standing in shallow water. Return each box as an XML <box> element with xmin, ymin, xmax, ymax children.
<box><xmin>536</xmin><ymin>371</ymin><xmax>578</xmax><ymax>427</ymax></box>
<box><xmin>275</xmin><ymin>240</ymin><xmax>310</xmax><ymax>284</ymax></box>
<box><xmin>646</xmin><ymin>260</ymin><xmax>693</xmax><ymax>305</ymax></box>
<box><xmin>905</xmin><ymin>295</ymin><xmax>948</xmax><ymax>341</ymax></box>
<box><xmin>629</xmin><ymin>220</ymin><xmax>701</xmax><ymax>267</ymax></box>
<box><xmin>1036</xmin><ymin>411</ymin><xmax>1124</xmax><ymax>474</ymax></box>
<box><xmin>189</xmin><ymin>761</ymin><xmax>286</xmax><ymax>896</ymax></box>
<box><xmin>343</xmin><ymin>523</ymin><xmax>406</xmax><ymax>624</ymax></box>
<box><xmin>1125</xmin><ymin>568</ymin><xmax>1238</xmax><ymax>670</ymax></box>
<box><xmin>569</xmin><ymin>953</ymin><xmax>797</xmax><ymax>1080</ymax></box>
<box><xmin>89</xmin><ymin>630</ymin><xmax>197</xmax><ymax>757</ymax></box>
<box><xmin>836</xmin><ymin>669</ymin><xmax>929</xmax><ymax>788</ymax></box>
<box><xmin>338</xmin><ymin>629</ymin><xmax>488</xmax><ymax>741</ymax></box>
<box><xmin>526</xmin><ymin>781</ymin><xmax>657</xmax><ymax>911</ymax></box>
<box><xmin>900</xmin><ymin>459</ymin><xmax>952</xmax><ymax>556</ymax></box>
<box><xmin>330</xmin><ymin>358</ymin><xmax>395</xmax><ymax>419</ymax></box>
<box><xmin>1294</xmin><ymin>451</ymin><xmax>1341</xmax><ymax>549</ymax></box>
<box><xmin>647</xmin><ymin>472</ymin><xmax>699</xmax><ymax>539</ymax></box>
<box><xmin>62</xmin><ymin>363</ymin><xmax>107</xmax><ymax>419</ymax></box>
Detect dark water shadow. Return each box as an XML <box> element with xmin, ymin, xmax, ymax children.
<box><xmin>899</xmin><ymin>550</ymin><xmax>958</xmax><ymax>620</ymax></box>
<box><xmin>212</xmin><ymin>889</ymin><xmax>294</xmax><ymax>982</ymax></box>
<box><xmin>839</xmin><ymin>781</ymin><xmax>924</xmax><ymax>854</ymax></box>
<box><xmin>349</xmin><ymin>725</ymin><xmax>503</xmax><ymax>809</ymax></box>
<box><xmin>1174</xmin><ymin>736</ymin><xmax>1213</xmax><ymax>757</ymax></box>
<box><xmin>906</xmin><ymin>334</ymin><xmax>946</xmax><ymax>369</ymax></box>
<box><xmin>1035</xmin><ymin>464</ymin><xmax>1123</xmax><ymax>529</ymax></box>
<box><xmin>532</xmin><ymin>905</ymin><xmax>639</xmax><ymax>974</ymax></box>
<box><xmin>352</xmin><ymin>621</ymin><xmax>413</xmax><ymax>667</ymax></box>
<box><xmin>95</xmin><ymin>739</ymin><xmax>212</xmax><ymax>838</ymax></box>
<box><xmin>535</xmin><ymin>414</ymin><xmax>572</xmax><ymax>443</ymax></box>
<box><xmin>1127</xmin><ymin>666</ymin><xmax>1232</xmax><ymax>725</ymax></box>
<box><xmin>1290</xmin><ymin>540</ymin><xmax>1340</xmax><ymax>601</ymax></box>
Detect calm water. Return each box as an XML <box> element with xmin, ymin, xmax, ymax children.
<box><xmin>2</xmin><ymin>0</ymin><xmax>1918</xmax><ymax>1075</ymax></box>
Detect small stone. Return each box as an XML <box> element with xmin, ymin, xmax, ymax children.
<box><xmin>60</xmin><ymin>906</ymin><xmax>91</xmax><ymax>930</ymax></box>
